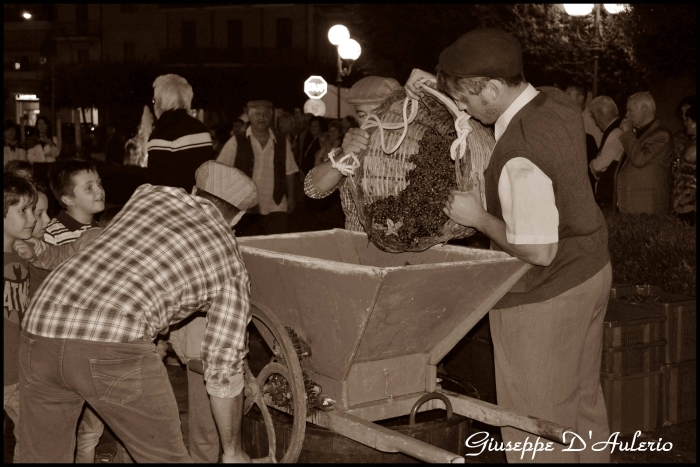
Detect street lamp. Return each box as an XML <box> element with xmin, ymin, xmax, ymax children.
<box><xmin>22</xmin><ymin>12</ymin><xmax>32</xmax><ymax>20</ymax></box>
<box><xmin>563</xmin><ymin>4</ymin><xmax>627</xmax><ymax>98</ymax></box>
<box><xmin>328</xmin><ymin>25</ymin><xmax>361</xmax><ymax>119</ymax></box>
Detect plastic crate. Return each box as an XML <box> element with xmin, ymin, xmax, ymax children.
<box><xmin>468</xmin><ymin>337</ymin><xmax>496</xmax><ymax>404</ymax></box>
<box><xmin>601</xmin><ymin>370</ymin><xmax>661</xmax><ymax>436</ymax></box>
<box><xmin>661</xmin><ymin>360</ymin><xmax>696</xmax><ymax>425</ymax></box>
<box><xmin>601</xmin><ymin>341</ymin><xmax>665</xmax><ymax>376</ymax></box>
<box><xmin>608</xmin><ymin>284</ymin><xmax>696</xmax><ymax>364</ymax></box>
<box><xmin>603</xmin><ymin>306</ymin><xmax>666</xmax><ymax>348</ymax></box>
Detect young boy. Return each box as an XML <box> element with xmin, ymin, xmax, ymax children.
<box><xmin>4</xmin><ymin>172</ymin><xmax>38</xmax><ymax>463</ymax></box>
<box><xmin>44</xmin><ymin>159</ymin><xmax>105</xmax><ymax>245</ymax></box>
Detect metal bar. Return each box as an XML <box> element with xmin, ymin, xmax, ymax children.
<box><xmin>315</xmin><ymin>409</ymin><xmax>465</xmax><ymax>463</ymax></box>
<box><xmin>345</xmin><ymin>392</ymin><xmax>434</xmax><ymax>422</ymax></box>
<box><xmin>428</xmin><ymin>263</ymin><xmax>530</xmax><ymax>365</ymax></box>
<box><xmin>439</xmin><ymin>389</ymin><xmax>575</xmax><ymax>445</ymax></box>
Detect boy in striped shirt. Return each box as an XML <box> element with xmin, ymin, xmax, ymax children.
<box><xmin>43</xmin><ymin>159</ymin><xmax>104</xmax><ymax>245</ymax></box>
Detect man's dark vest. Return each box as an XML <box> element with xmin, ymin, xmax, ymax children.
<box><xmin>233</xmin><ymin>132</ymin><xmax>287</xmax><ymax>204</ymax></box>
<box><xmin>595</xmin><ymin>117</ymin><xmax>623</xmax><ymax>204</ymax></box>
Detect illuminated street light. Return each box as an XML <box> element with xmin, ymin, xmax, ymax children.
<box><xmin>328</xmin><ymin>25</ymin><xmax>350</xmax><ymax>46</ymax></box>
<box><xmin>22</xmin><ymin>12</ymin><xmax>32</xmax><ymax>20</ymax></box>
<box><xmin>328</xmin><ymin>26</ymin><xmax>362</xmax><ymax>119</ymax></box>
<box><xmin>338</xmin><ymin>39</ymin><xmax>362</xmax><ymax>61</ymax></box>
<box><xmin>563</xmin><ymin>4</ymin><xmax>593</xmax><ymax>16</ymax></box>
<box><xmin>603</xmin><ymin>4</ymin><xmax>628</xmax><ymax>14</ymax></box>
<box><xmin>564</xmin><ymin>4</ymin><xmax>626</xmax><ymax>98</ymax></box>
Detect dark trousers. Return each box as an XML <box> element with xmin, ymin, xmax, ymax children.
<box><xmin>236</xmin><ymin>212</ymin><xmax>288</xmax><ymax>236</ymax></box>
<box><xmin>18</xmin><ymin>331</ymin><xmax>192</xmax><ymax>463</ymax></box>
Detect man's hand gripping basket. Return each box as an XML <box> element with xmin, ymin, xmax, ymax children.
<box><xmin>347</xmin><ymin>83</ymin><xmax>496</xmax><ymax>252</ymax></box>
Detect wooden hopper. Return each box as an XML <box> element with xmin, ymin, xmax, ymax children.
<box><xmin>238</xmin><ymin>229</ymin><xmax>528</xmax><ymax>410</ymax></box>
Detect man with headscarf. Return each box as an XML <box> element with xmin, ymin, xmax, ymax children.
<box><xmin>304</xmin><ymin>76</ymin><xmax>402</xmax><ymax>231</ymax></box>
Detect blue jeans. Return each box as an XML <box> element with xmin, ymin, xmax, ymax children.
<box><xmin>18</xmin><ymin>331</ymin><xmax>192</xmax><ymax>463</ymax></box>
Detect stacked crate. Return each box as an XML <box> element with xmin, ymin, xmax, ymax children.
<box><xmin>609</xmin><ymin>285</ymin><xmax>697</xmax><ymax>426</ymax></box>
<box><xmin>600</xmin><ymin>298</ymin><xmax>666</xmax><ymax>436</ymax></box>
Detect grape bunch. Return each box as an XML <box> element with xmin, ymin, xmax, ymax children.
<box><xmin>366</xmin><ymin>129</ymin><xmax>458</xmax><ymax>248</ymax></box>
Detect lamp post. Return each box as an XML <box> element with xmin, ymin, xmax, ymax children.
<box><xmin>328</xmin><ymin>25</ymin><xmax>361</xmax><ymax>119</ymax></box>
<box><xmin>563</xmin><ymin>4</ymin><xmax>626</xmax><ymax>99</ymax></box>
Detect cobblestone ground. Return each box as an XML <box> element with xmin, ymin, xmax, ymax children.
<box><xmin>5</xmin><ymin>344</ymin><xmax>696</xmax><ymax>463</ymax></box>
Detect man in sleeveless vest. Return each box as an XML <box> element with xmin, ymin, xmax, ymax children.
<box><xmin>588</xmin><ymin>96</ymin><xmax>624</xmax><ymax>208</ymax></box>
<box><xmin>217</xmin><ymin>100</ymin><xmax>299</xmax><ymax>235</ymax></box>
<box><xmin>406</xmin><ymin>28</ymin><xmax>612</xmax><ymax>463</ymax></box>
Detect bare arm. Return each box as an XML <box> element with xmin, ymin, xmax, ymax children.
<box><xmin>444</xmin><ymin>181</ymin><xmax>558</xmax><ymax>267</ymax></box>
<box><xmin>306</xmin><ymin>128</ymin><xmax>370</xmax><ymax>195</ymax></box>
<box><xmin>210</xmin><ymin>392</ymin><xmax>251</xmax><ymax>463</ymax></box>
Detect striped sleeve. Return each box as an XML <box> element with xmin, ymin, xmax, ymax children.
<box><xmin>147</xmin><ymin>132</ymin><xmax>212</xmax><ymax>153</ymax></box>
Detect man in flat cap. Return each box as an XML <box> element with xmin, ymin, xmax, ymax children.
<box><xmin>147</xmin><ymin>74</ymin><xmax>214</xmax><ymax>191</ymax></box>
<box><xmin>217</xmin><ymin>100</ymin><xmax>299</xmax><ymax>235</ymax></box>
<box><xmin>18</xmin><ymin>161</ymin><xmax>257</xmax><ymax>463</ymax></box>
<box><xmin>305</xmin><ymin>76</ymin><xmax>402</xmax><ymax>232</ymax></box>
<box><xmin>405</xmin><ymin>28</ymin><xmax>612</xmax><ymax>463</ymax></box>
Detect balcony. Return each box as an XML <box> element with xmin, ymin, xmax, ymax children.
<box><xmin>159</xmin><ymin>47</ymin><xmax>307</xmax><ymax>66</ymax></box>
<box><xmin>53</xmin><ymin>22</ymin><xmax>101</xmax><ymax>41</ymax></box>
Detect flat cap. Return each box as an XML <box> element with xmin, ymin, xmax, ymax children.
<box><xmin>246</xmin><ymin>100</ymin><xmax>273</xmax><ymax>109</ymax></box>
<box><xmin>439</xmin><ymin>28</ymin><xmax>523</xmax><ymax>79</ymax></box>
<box><xmin>346</xmin><ymin>76</ymin><xmax>402</xmax><ymax>105</ymax></box>
<box><xmin>195</xmin><ymin>161</ymin><xmax>258</xmax><ymax>211</ymax></box>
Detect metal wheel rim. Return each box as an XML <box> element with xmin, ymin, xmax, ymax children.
<box><xmin>247</xmin><ymin>305</ymin><xmax>307</xmax><ymax>463</ymax></box>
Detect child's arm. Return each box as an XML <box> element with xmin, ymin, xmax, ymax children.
<box><xmin>21</xmin><ymin>228</ymin><xmax>103</xmax><ymax>269</ymax></box>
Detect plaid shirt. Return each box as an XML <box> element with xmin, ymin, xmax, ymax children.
<box><xmin>24</xmin><ymin>184</ymin><xmax>251</xmax><ymax>398</ymax></box>
<box><xmin>304</xmin><ymin>167</ymin><xmax>363</xmax><ymax>232</ymax></box>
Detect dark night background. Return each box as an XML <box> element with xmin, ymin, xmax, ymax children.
<box><xmin>4</xmin><ymin>4</ymin><xmax>697</xmax><ymax>134</ymax></box>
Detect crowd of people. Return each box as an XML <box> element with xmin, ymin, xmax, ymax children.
<box><xmin>3</xmin><ymin>24</ymin><xmax>696</xmax><ymax>464</ymax></box>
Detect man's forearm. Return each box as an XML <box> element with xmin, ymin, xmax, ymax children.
<box><xmin>478</xmin><ymin>213</ymin><xmax>558</xmax><ymax>267</ymax></box>
<box><xmin>311</xmin><ymin>160</ymin><xmax>344</xmax><ymax>193</ymax></box>
<box><xmin>210</xmin><ymin>391</ymin><xmax>249</xmax><ymax>461</ymax></box>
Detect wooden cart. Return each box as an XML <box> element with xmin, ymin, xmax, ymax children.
<box><xmin>194</xmin><ymin>229</ymin><xmax>575</xmax><ymax>463</ymax></box>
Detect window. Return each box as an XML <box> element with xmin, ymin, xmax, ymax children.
<box><xmin>276</xmin><ymin>18</ymin><xmax>292</xmax><ymax>50</ymax></box>
<box><xmin>76</xmin><ymin>4</ymin><xmax>89</xmax><ymax>23</ymax></box>
<box><xmin>124</xmin><ymin>42</ymin><xmax>136</xmax><ymax>61</ymax></box>
<box><xmin>182</xmin><ymin>21</ymin><xmax>196</xmax><ymax>50</ymax></box>
<box><xmin>76</xmin><ymin>4</ymin><xmax>89</xmax><ymax>36</ymax></box>
<box><xmin>77</xmin><ymin>49</ymin><xmax>89</xmax><ymax>64</ymax></box>
<box><xmin>121</xmin><ymin>5</ymin><xmax>138</xmax><ymax>13</ymax></box>
<box><xmin>227</xmin><ymin>20</ymin><xmax>243</xmax><ymax>62</ymax></box>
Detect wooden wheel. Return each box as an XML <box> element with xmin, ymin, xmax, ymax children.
<box><xmin>245</xmin><ymin>304</ymin><xmax>307</xmax><ymax>463</ymax></box>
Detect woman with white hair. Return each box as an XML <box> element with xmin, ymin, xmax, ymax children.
<box><xmin>146</xmin><ymin>74</ymin><xmax>213</xmax><ymax>190</ymax></box>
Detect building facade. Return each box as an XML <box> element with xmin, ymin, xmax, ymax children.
<box><xmin>4</xmin><ymin>4</ymin><xmax>355</xmax><ymax>130</ymax></box>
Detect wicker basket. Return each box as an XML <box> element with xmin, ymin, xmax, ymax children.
<box><xmin>347</xmin><ymin>88</ymin><xmax>496</xmax><ymax>252</ymax></box>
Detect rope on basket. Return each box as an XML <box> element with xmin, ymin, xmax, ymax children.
<box><xmin>416</xmin><ymin>81</ymin><xmax>490</xmax><ymax>210</ymax></box>
<box><xmin>348</xmin><ymin>80</ymin><xmax>491</xmax><ymax>209</ymax></box>
<box><xmin>328</xmin><ymin>148</ymin><xmax>360</xmax><ymax>177</ymax></box>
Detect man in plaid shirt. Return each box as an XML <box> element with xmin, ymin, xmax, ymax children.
<box><xmin>18</xmin><ymin>161</ymin><xmax>258</xmax><ymax>463</ymax></box>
